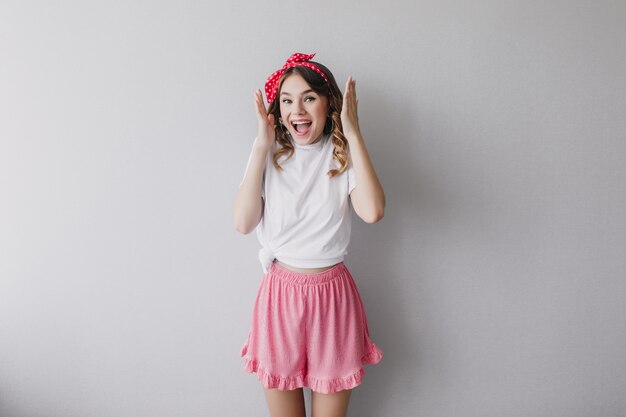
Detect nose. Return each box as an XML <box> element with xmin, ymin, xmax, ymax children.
<box><xmin>293</xmin><ymin>100</ymin><xmax>305</xmax><ymax>114</ymax></box>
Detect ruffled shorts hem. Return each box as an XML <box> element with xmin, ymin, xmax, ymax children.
<box><xmin>240</xmin><ymin>342</ymin><xmax>383</xmax><ymax>394</ymax></box>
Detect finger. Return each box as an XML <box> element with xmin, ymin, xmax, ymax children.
<box><xmin>257</xmin><ymin>89</ymin><xmax>265</xmax><ymax>105</ymax></box>
<box><xmin>255</xmin><ymin>90</ymin><xmax>267</xmax><ymax>119</ymax></box>
<box><xmin>345</xmin><ymin>81</ymin><xmax>354</xmax><ymax>107</ymax></box>
<box><xmin>254</xmin><ymin>91</ymin><xmax>263</xmax><ymax>117</ymax></box>
<box><xmin>349</xmin><ymin>77</ymin><xmax>357</xmax><ymax>98</ymax></box>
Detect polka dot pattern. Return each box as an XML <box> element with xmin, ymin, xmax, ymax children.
<box><xmin>264</xmin><ymin>52</ymin><xmax>329</xmax><ymax>104</ymax></box>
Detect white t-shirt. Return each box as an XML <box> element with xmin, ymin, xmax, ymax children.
<box><xmin>241</xmin><ymin>134</ymin><xmax>356</xmax><ymax>272</ymax></box>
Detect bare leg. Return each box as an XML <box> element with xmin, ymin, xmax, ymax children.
<box><xmin>311</xmin><ymin>389</ymin><xmax>352</xmax><ymax>417</ymax></box>
<box><xmin>263</xmin><ymin>387</ymin><xmax>306</xmax><ymax>417</ymax></box>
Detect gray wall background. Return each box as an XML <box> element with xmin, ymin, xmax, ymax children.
<box><xmin>1</xmin><ymin>1</ymin><xmax>625</xmax><ymax>416</ymax></box>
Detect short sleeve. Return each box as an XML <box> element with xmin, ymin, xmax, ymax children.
<box><xmin>347</xmin><ymin>162</ymin><xmax>356</xmax><ymax>195</ymax></box>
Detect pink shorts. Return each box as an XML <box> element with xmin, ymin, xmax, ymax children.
<box><xmin>240</xmin><ymin>261</ymin><xmax>383</xmax><ymax>394</ymax></box>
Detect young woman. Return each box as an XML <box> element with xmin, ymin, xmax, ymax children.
<box><xmin>234</xmin><ymin>52</ymin><xmax>384</xmax><ymax>417</ymax></box>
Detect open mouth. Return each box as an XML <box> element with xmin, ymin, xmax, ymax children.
<box><xmin>291</xmin><ymin>120</ymin><xmax>312</xmax><ymax>136</ymax></box>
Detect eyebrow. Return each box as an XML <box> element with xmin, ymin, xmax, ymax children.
<box><xmin>280</xmin><ymin>89</ymin><xmax>316</xmax><ymax>96</ymax></box>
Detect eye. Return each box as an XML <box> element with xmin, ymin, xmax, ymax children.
<box><xmin>281</xmin><ymin>98</ymin><xmax>292</xmax><ymax>104</ymax></box>
<box><xmin>304</xmin><ymin>96</ymin><xmax>316</xmax><ymax>102</ymax></box>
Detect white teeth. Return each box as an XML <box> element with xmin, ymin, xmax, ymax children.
<box><xmin>292</xmin><ymin>121</ymin><xmax>311</xmax><ymax>125</ymax></box>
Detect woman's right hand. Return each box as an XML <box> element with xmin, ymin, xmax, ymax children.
<box><xmin>255</xmin><ymin>89</ymin><xmax>275</xmax><ymax>151</ymax></box>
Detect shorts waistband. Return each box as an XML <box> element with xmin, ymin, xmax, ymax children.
<box><xmin>268</xmin><ymin>261</ymin><xmax>347</xmax><ymax>285</ymax></box>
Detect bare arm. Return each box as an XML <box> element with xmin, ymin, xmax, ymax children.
<box><xmin>342</xmin><ymin>76</ymin><xmax>385</xmax><ymax>223</ymax></box>
<box><xmin>233</xmin><ymin>141</ymin><xmax>270</xmax><ymax>234</ymax></box>
<box><xmin>233</xmin><ymin>90</ymin><xmax>275</xmax><ymax>234</ymax></box>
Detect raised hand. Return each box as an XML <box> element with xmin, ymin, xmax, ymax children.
<box><xmin>341</xmin><ymin>76</ymin><xmax>361</xmax><ymax>139</ymax></box>
<box><xmin>254</xmin><ymin>89</ymin><xmax>275</xmax><ymax>150</ymax></box>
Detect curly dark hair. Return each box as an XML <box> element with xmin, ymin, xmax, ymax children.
<box><xmin>266</xmin><ymin>62</ymin><xmax>349</xmax><ymax>178</ymax></box>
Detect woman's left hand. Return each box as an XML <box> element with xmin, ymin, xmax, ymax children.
<box><xmin>341</xmin><ymin>76</ymin><xmax>361</xmax><ymax>139</ymax></box>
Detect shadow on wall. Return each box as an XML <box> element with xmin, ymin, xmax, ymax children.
<box><xmin>343</xmin><ymin>80</ymin><xmax>449</xmax><ymax>416</ymax></box>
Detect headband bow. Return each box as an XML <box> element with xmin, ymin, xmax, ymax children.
<box><xmin>264</xmin><ymin>52</ymin><xmax>329</xmax><ymax>104</ymax></box>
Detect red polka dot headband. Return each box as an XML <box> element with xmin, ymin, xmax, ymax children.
<box><xmin>264</xmin><ymin>52</ymin><xmax>329</xmax><ymax>104</ymax></box>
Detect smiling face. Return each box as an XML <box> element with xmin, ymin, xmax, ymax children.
<box><xmin>278</xmin><ymin>73</ymin><xmax>330</xmax><ymax>146</ymax></box>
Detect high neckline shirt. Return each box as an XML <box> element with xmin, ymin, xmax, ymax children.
<box><xmin>243</xmin><ymin>134</ymin><xmax>356</xmax><ymax>272</ymax></box>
